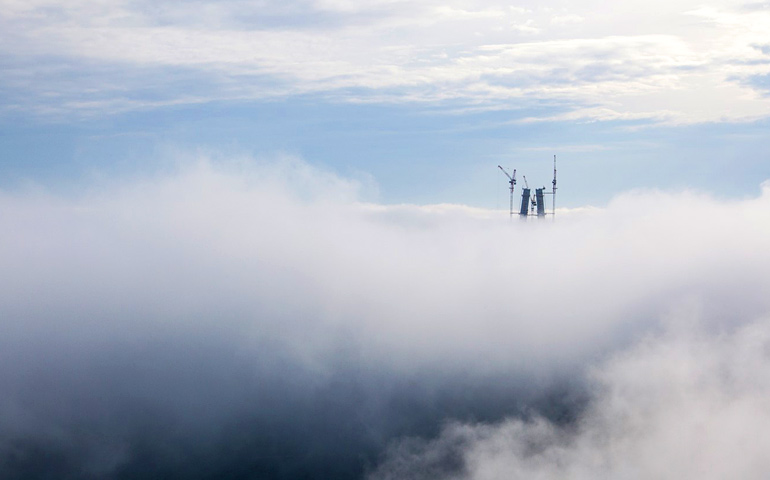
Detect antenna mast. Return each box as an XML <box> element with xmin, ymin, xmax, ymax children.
<box><xmin>552</xmin><ymin>155</ymin><xmax>557</xmax><ymax>217</ymax></box>
<box><xmin>498</xmin><ymin>165</ymin><xmax>516</xmax><ymax>218</ymax></box>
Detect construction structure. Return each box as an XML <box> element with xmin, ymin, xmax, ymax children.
<box><xmin>498</xmin><ymin>155</ymin><xmax>557</xmax><ymax>220</ymax></box>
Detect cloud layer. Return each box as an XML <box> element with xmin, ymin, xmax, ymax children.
<box><xmin>2</xmin><ymin>0</ymin><xmax>770</xmax><ymax>122</ymax></box>
<box><xmin>0</xmin><ymin>157</ymin><xmax>769</xmax><ymax>478</ymax></box>
<box><xmin>370</xmin><ymin>317</ymin><xmax>770</xmax><ymax>480</ymax></box>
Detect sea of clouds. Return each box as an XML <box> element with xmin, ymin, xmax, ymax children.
<box><xmin>0</xmin><ymin>156</ymin><xmax>769</xmax><ymax>479</ymax></box>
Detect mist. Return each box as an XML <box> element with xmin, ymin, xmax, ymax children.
<box><xmin>1</xmin><ymin>156</ymin><xmax>769</xmax><ymax>479</ymax></box>
<box><xmin>370</xmin><ymin>317</ymin><xmax>770</xmax><ymax>480</ymax></box>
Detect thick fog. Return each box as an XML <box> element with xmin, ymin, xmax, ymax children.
<box><xmin>1</xmin><ymin>157</ymin><xmax>769</xmax><ymax>479</ymax></box>
<box><xmin>370</xmin><ymin>318</ymin><xmax>770</xmax><ymax>480</ymax></box>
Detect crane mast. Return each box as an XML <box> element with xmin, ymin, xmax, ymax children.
<box><xmin>498</xmin><ymin>165</ymin><xmax>517</xmax><ymax>218</ymax></box>
<box><xmin>552</xmin><ymin>155</ymin><xmax>557</xmax><ymax>217</ymax></box>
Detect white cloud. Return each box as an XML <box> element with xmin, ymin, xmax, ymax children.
<box><xmin>2</xmin><ymin>0</ymin><xmax>770</xmax><ymax>122</ymax></box>
<box><xmin>0</xmin><ymin>156</ymin><xmax>769</xmax><ymax>476</ymax></box>
<box><xmin>0</xmin><ymin>156</ymin><xmax>768</xmax><ymax>371</ymax></box>
<box><xmin>370</xmin><ymin>316</ymin><xmax>770</xmax><ymax>479</ymax></box>
<box><xmin>550</xmin><ymin>14</ymin><xmax>584</xmax><ymax>25</ymax></box>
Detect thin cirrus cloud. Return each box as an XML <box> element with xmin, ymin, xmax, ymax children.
<box><xmin>1</xmin><ymin>0</ymin><xmax>770</xmax><ymax>122</ymax></box>
<box><xmin>0</xmin><ymin>156</ymin><xmax>769</xmax><ymax>477</ymax></box>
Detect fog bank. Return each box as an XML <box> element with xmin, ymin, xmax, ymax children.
<box><xmin>0</xmin><ymin>157</ymin><xmax>768</xmax><ymax>478</ymax></box>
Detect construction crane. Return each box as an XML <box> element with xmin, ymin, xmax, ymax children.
<box><xmin>552</xmin><ymin>155</ymin><xmax>557</xmax><ymax>217</ymax></box>
<box><xmin>498</xmin><ymin>165</ymin><xmax>516</xmax><ymax>218</ymax></box>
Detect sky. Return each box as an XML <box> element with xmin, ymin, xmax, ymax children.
<box><xmin>2</xmin><ymin>1</ymin><xmax>770</xmax><ymax>479</ymax></box>
<box><xmin>2</xmin><ymin>0</ymin><xmax>770</xmax><ymax>205</ymax></box>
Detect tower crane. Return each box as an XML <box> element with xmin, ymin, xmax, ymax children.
<box><xmin>552</xmin><ymin>155</ymin><xmax>557</xmax><ymax>216</ymax></box>
<box><xmin>497</xmin><ymin>166</ymin><xmax>517</xmax><ymax>218</ymax></box>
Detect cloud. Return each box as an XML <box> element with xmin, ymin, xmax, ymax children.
<box><xmin>369</xmin><ymin>315</ymin><xmax>770</xmax><ymax>480</ymax></box>
<box><xmin>0</xmin><ymin>156</ymin><xmax>769</xmax><ymax>478</ymax></box>
<box><xmin>550</xmin><ymin>14</ymin><xmax>583</xmax><ymax>25</ymax></box>
<box><xmin>2</xmin><ymin>0</ymin><xmax>770</xmax><ymax>122</ymax></box>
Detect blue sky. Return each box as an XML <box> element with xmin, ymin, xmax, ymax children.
<box><xmin>2</xmin><ymin>0</ymin><xmax>770</xmax><ymax>207</ymax></box>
